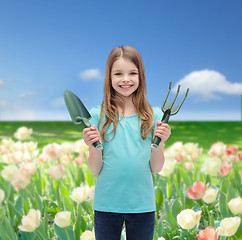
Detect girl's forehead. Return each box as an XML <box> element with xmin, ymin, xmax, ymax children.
<box><xmin>112</xmin><ymin>58</ymin><xmax>138</xmax><ymax>71</ymax></box>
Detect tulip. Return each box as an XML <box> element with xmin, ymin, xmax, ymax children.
<box><xmin>219</xmin><ymin>217</ymin><xmax>241</xmax><ymax>237</ymax></box>
<box><xmin>158</xmin><ymin>160</ymin><xmax>175</xmax><ymax>177</ymax></box>
<box><xmin>158</xmin><ymin>238</ymin><xmax>166</xmax><ymax>240</ymax></box>
<box><xmin>202</xmin><ymin>188</ymin><xmax>218</xmax><ymax>204</ymax></box>
<box><xmin>184</xmin><ymin>162</ymin><xmax>194</xmax><ymax>171</ymax></box>
<box><xmin>80</xmin><ymin>230</ymin><xmax>96</xmax><ymax>240</ymax></box>
<box><xmin>20</xmin><ymin>161</ymin><xmax>37</xmax><ymax>175</ymax></box>
<box><xmin>61</xmin><ymin>142</ymin><xmax>74</xmax><ymax>154</ymax></box>
<box><xmin>238</xmin><ymin>151</ymin><xmax>242</xmax><ymax>161</ymax></box>
<box><xmin>0</xmin><ymin>189</ymin><xmax>5</xmax><ymax>204</ymax></box>
<box><xmin>1</xmin><ymin>165</ymin><xmax>19</xmax><ymax>181</ymax></box>
<box><xmin>43</xmin><ymin>143</ymin><xmax>62</xmax><ymax>161</ymax></box>
<box><xmin>14</xmin><ymin>127</ymin><xmax>33</xmax><ymax>140</ymax></box>
<box><xmin>228</xmin><ymin>197</ymin><xmax>242</xmax><ymax>215</ymax></box>
<box><xmin>11</xmin><ymin>169</ymin><xmax>31</xmax><ymax>189</ymax></box>
<box><xmin>225</xmin><ymin>145</ymin><xmax>238</xmax><ymax>155</ymax></box>
<box><xmin>70</xmin><ymin>185</ymin><xmax>90</xmax><ymax>204</ymax></box>
<box><xmin>202</xmin><ymin>157</ymin><xmax>221</xmax><ymax>175</ymax></box>
<box><xmin>74</xmin><ymin>139</ymin><xmax>89</xmax><ymax>155</ymax></box>
<box><xmin>54</xmin><ymin>211</ymin><xmax>71</xmax><ymax>228</ymax></box>
<box><xmin>187</xmin><ymin>181</ymin><xmax>208</xmax><ymax>200</ymax></box>
<box><xmin>74</xmin><ymin>156</ymin><xmax>83</xmax><ymax>165</ymax></box>
<box><xmin>197</xmin><ymin>226</ymin><xmax>219</xmax><ymax>240</ymax></box>
<box><xmin>175</xmin><ymin>154</ymin><xmax>185</xmax><ymax>163</ymax></box>
<box><xmin>208</xmin><ymin>141</ymin><xmax>226</xmax><ymax>157</ymax></box>
<box><xmin>219</xmin><ymin>161</ymin><xmax>232</xmax><ymax>177</ymax></box>
<box><xmin>18</xmin><ymin>209</ymin><xmax>40</xmax><ymax>232</ymax></box>
<box><xmin>2</xmin><ymin>138</ymin><xmax>14</xmax><ymax>150</ymax></box>
<box><xmin>47</xmin><ymin>163</ymin><xmax>65</xmax><ymax>180</ymax></box>
<box><xmin>177</xmin><ymin>209</ymin><xmax>201</xmax><ymax>230</ymax></box>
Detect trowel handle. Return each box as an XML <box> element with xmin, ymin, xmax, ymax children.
<box><xmin>77</xmin><ymin>117</ymin><xmax>103</xmax><ymax>152</ymax></box>
<box><xmin>150</xmin><ymin>110</ymin><xmax>170</xmax><ymax>151</ymax></box>
<box><xmin>84</xmin><ymin>125</ymin><xmax>103</xmax><ymax>152</ymax></box>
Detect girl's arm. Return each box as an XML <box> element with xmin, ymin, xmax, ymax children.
<box><xmin>83</xmin><ymin>125</ymin><xmax>103</xmax><ymax>175</ymax></box>
<box><xmin>149</xmin><ymin>120</ymin><xmax>171</xmax><ymax>174</ymax></box>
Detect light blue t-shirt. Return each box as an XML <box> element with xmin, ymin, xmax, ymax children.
<box><xmin>89</xmin><ymin>106</ymin><xmax>163</xmax><ymax>213</ymax></box>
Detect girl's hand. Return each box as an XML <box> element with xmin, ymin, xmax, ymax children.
<box><xmin>82</xmin><ymin>125</ymin><xmax>102</xmax><ymax>147</ymax></box>
<box><xmin>153</xmin><ymin>120</ymin><xmax>171</xmax><ymax>143</ymax></box>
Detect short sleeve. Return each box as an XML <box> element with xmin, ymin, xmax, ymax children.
<box><xmin>89</xmin><ymin>106</ymin><xmax>101</xmax><ymax>128</ymax></box>
<box><xmin>152</xmin><ymin>107</ymin><xmax>163</xmax><ymax>129</ymax></box>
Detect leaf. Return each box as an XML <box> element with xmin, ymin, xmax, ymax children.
<box><xmin>219</xmin><ymin>192</ymin><xmax>228</xmax><ymax>218</ymax></box>
<box><xmin>220</xmin><ymin>178</ymin><xmax>229</xmax><ymax>193</ymax></box>
<box><xmin>43</xmin><ymin>199</ymin><xmax>60</xmax><ymax>219</ymax></box>
<box><xmin>166</xmin><ymin>182</ymin><xmax>171</xmax><ymax>199</ymax></box>
<box><xmin>172</xmin><ymin>199</ymin><xmax>183</xmax><ymax>222</ymax></box>
<box><xmin>54</xmin><ymin>224</ymin><xmax>75</xmax><ymax>240</ymax></box>
<box><xmin>0</xmin><ymin>215</ymin><xmax>18</xmax><ymax>240</ymax></box>
<box><xmin>18</xmin><ymin>231</ymin><xmax>35</xmax><ymax>240</ymax></box>
<box><xmin>155</xmin><ymin>187</ymin><xmax>164</xmax><ymax>211</ymax></box>
<box><xmin>74</xmin><ymin>208</ymin><xmax>86</xmax><ymax>240</ymax></box>
<box><xmin>227</xmin><ymin>184</ymin><xmax>236</xmax><ymax>202</ymax></box>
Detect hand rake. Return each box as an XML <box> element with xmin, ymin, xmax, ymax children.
<box><xmin>151</xmin><ymin>82</ymin><xmax>189</xmax><ymax>151</ymax></box>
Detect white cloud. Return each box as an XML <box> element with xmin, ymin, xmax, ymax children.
<box><xmin>50</xmin><ymin>97</ymin><xmax>65</xmax><ymax>108</ymax></box>
<box><xmin>19</xmin><ymin>92</ymin><xmax>36</xmax><ymax>99</ymax></box>
<box><xmin>79</xmin><ymin>68</ymin><xmax>102</xmax><ymax>81</ymax></box>
<box><xmin>173</xmin><ymin>70</ymin><xmax>242</xmax><ymax>101</ymax></box>
<box><xmin>0</xmin><ymin>80</ymin><xmax>5</xmax><ymax>88</ymax></box>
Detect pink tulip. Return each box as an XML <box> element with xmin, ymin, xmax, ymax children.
<box><xmin>219</xmin><ymin>161</ymin><xmax>232</xmax><ymax>177</ymax></box>
<box><xmin>238</xmin><ymin>151</ymin><xmax>242</xmax><ymax>161</ymax></box>
<box><xmin>225</xmin><ymin>145</ymin><xmax>238</xmax><ymax>155</ymax></box>
<box><xmin>175</xmin><ymin>154</ymin><xmax>185</xmax><ymax>163</ymax></box>
<box><xmin>187</xmin><ymin>181</ymin><xmax>209</xmax><ymax>200</ymax></box>
<box><xmin>197</xmin><ymin>226</ymin><xmax>219</xmax><ymax>240</ymax></box>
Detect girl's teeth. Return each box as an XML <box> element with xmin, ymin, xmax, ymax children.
<box><xmin>120</xmin><ymin>85</ymin><xmax>132</xmax><ymax>88</ymax></box>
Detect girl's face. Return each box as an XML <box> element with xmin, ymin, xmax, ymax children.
<box><xmin>111</xmin><ymin>57</ymin><xmax>139</xmax><ymax>100</ymax></box>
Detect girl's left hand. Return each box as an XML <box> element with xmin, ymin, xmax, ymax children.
<box><xmin>153</xmin><ymin>120</ymin><xmax>171</xmax><ymax>143</ymax></box>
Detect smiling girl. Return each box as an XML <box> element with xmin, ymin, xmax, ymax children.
<box><xmin>83</xmin><ymin>45</ymin><xmax>171</xmax><ymax>240</ymax></box>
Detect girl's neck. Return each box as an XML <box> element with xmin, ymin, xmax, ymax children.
<box><xmin>118</xmin><ymin>96</ymin><xmax>137</xmax><ymax>117</ymax></box>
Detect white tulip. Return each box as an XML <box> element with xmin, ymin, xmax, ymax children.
<box><xmin>219</xmin><ymin>217</ymin><xmax>241</xmax><ymax>237</ymax></box>
<box><xmin>70</xmin><ymin>185</ymin><xmax>90</xmax><ymax>204</ymax></box>
<box><xmin>54</xmin><ymin>211</ymin><xmax>71</xmax><ymax>228</ymax></box>
<box><xmin>1</xmin><ymin>165</ymin><xmax>19</xmax><ymax>181</ymax></box>
<box><xmin>18</xmin><ymin>209</ymin><xmax>40</xmax><ymax>232</ymax></box>
<box><xmin>159</xmin><ymin>160</ymin><xmax>175</xmax><ymax>177</ymax></box>
<box><xmin>202</xmin><ymin>188</ymin><xmax>218</xmax><ymax>204</ymax></box>
<box><xmin>14</xmin><ymin>127</ymin><xmax>33</xmax><ymax>140</ymax></box>
<box><xmin>80</xmin><ymin>230</ymin><xmax>96</xmax><ymax>240</ymax></box>
<box><xmin>47</xmin><ymin>163</ymin><xmax>65</xmax><ymax>180</ymax></box>
<box><xmin>202</xmin><ymin>157</ymin><xmax>221</xmax><ymax>175</ymax></box>
<box><xmin>177</xmin><ymin>209</ymin><xmax>201</xmax><ymax>230</ymax></box>
<box><xmin>228</xmin><ymin>197</ymin><xmax>242</xmax><ymax>215</ymax></box>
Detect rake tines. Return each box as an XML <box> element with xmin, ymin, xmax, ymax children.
<box><xmin>151</xmin><ymin>82</ymin><xmax>189</xmax><ymax>150</ymax></box>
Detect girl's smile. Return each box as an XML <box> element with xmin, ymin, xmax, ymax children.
<box><xmin>111</xmin><ymin>58</ymin><xmax>139</xmax><ymax>99</ymax></box>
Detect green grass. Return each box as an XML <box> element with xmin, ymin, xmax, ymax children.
<box><xmin>0</xmin><ymin>121</ymin><xmax>241</xmax><ymax>152</ymax></box>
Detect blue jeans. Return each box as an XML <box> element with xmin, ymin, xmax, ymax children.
<box><xmin>94</xmin><ymin>210</ymin><xmax>155</xmax><ymax>240</ymax></box>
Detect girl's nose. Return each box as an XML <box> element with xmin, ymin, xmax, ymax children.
<box><xmin>122</xmin><ymin>74</ymin><xmax>129</xmax><ymax>81</ymax></box>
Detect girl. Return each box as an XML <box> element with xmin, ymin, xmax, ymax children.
<box><xmin>83</xmin><ymin>45</ymin><xmax>171</xmax><ymax>240</ymax></box>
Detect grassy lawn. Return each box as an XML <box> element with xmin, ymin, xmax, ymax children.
<box><xmin>0</xmin><ymin>121</ymin><xmax>241</xmax><ymax>152</ymax></box>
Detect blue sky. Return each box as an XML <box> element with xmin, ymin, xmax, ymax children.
<box><xmin>0</xmin><ymin>0</ymin><xmax>242</xmax><ymax>121</ymax></box>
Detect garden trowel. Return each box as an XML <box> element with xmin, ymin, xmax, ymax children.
<box><xmin>64</xmin><ymin>90</ymin><xmax>103</xmax><ymax>151</ymax></box>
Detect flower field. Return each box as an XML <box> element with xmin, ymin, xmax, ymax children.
<box><xmin>0</xmin><ymin>121</ymin><xmax>241</xmax><ymax>240</ymax></box>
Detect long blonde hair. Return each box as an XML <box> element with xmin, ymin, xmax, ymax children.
<box><xmin>98</xmin><ymin>45</ymin><xmax>154</xmax><ymax>142</ymax></box>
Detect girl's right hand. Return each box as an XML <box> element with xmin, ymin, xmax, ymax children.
<box><xmin>82</xmin><ymin>125</ymin><xmax>102</xmax><ymax>147</ymax></box>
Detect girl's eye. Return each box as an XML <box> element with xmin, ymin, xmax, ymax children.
<box><xmin>130</xmin><ymin>72</ymin><xmax>137</xmax><ymax>75</ymax></box>
<box><xmin>115</xmin><ymin>73</ymin><xmax>121</xmax><ymax>76</ymax></box>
